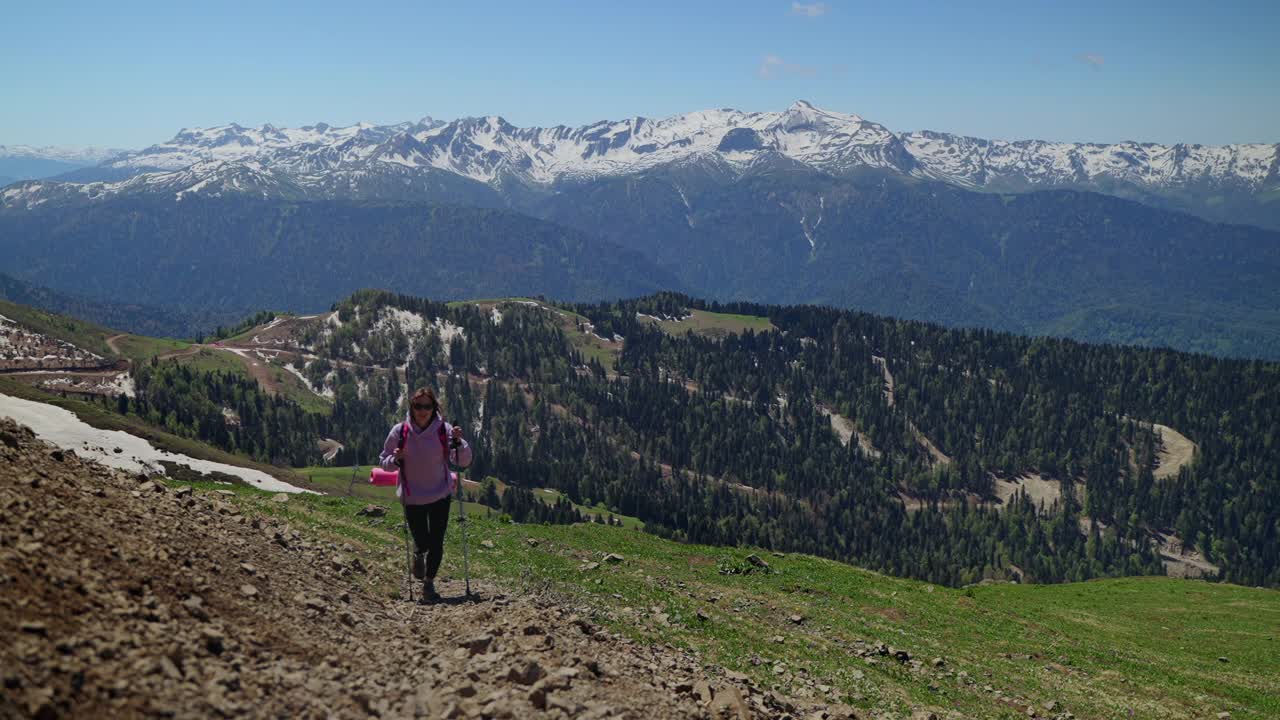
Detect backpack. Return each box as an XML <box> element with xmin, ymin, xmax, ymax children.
<box><xmin>396</xmin><ymin>414</ymin><xmax>453</xmax><ymax>498</ymax></box>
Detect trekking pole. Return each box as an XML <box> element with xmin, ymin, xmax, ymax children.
<box><xmin>451</xmin><ymin>437</ymin><xmax>472</xmax><ymax>599</ymax></box>
<box><xmin>404</xmin><ymin>518</ymin><xmax>415</xmax><ymax>603</ymax></box>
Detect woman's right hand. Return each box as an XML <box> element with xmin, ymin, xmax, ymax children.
<box><xmin>392</xmin><ymin>447</ymin><xmax>404</xmax><ymax>465</ymax></box>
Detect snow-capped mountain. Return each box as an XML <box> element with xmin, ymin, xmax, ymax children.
<box><xmin>0</xmin><ymin>145</ymin><xmax>129</xmax><ymax>165</ymax></box>
<box><xmin>902</xmin><ymin>131</ymin><xmax>1277</xmax><ymax>191</ymax></box>
<box><xmin>3</xmin><ymin>101</ymin><xmax>1277</xmax><ymax>227</ymax></box>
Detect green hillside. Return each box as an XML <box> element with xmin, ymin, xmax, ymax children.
<box><xmin>0</xmin><ymin>297</ymin><xmax>115</xmax><ymax>358</ymax></box>
<box><xmin>174</xmin><ymin>477</ymin><xmax>1280</xmax><ymax>720</ymax></box>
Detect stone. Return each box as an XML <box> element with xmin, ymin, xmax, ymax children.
<box><xmin>693</xmin><ymin>680</ymin><xmax>714</xmax><ymax>704</ymax></box>
<box><xmin>506</xmin><ymin>660</ymin><xmax>545</xmax><ymax>685</ymax></box>
<box><xmin>526</xmin><ymin>686</ymin><xmax>547</xmax><ymax>710</ymax></box>
<box><xmin>788</xmin><ymin>614</ymin><xmax>804</xmax><ymax>624</ymax></box>
<box><xmin>201</xmin><ymin>629</ymin><xmax>225</xmax><ymax>655</ymax></box>
<box><xmin>546</xmin><ymin>695</ymin><xmax>585</xmax><ymax>715</ymax></box>
<box><xmin>710</xmin><ymin>685</ymin><xmax>751</xmax><ymax>719</ymax></box>
<box><xmin>19</xmin><ymin>621</ymin><xmax>48</xmax><ymax>636</ymax></box>
<box><xmin>356</xmin><ymin>504</ymin><xmax>387</xmax><ymax>518</ymax></box>
<box><xmin>745</xmin><ymin>554</ymin><xmax>769</xmax><ymax>569</ymax></box>
<box><xmin>931</xmin><ymin>657</ymin><xmax>946</xmax><ymax>668</ymax></box>
<box><xmin>174</xmin><ymin>486</ymin><xmax>193</xmax><ymax>498</ymax></box>
<box><xmin>239</xmin><ymin>584</ymin><xmax>258</xmax><ymax>598</ymax></box>
<box><xmin>696</xmin><ymin>609</ymin><xmax>710</xmax><ymax>622</ymax></box>
<box><xmin>271</xmin><ymin>493</ymin><xmax>290</xmax><ymax>503</ymax></box>
<box><xmin>603</xmin><ymin>553</ymin><xmax>624</xmax><ymax>564</ymax></box>
<box><xmin>480</xmin><ymin>540</ymin><xmax>495</xmax><ymax>549</ymax></box>
<box><xmin>182</xmin><ymin>596</ymin><xmax>209</xmax><ymax>621</ymax></box>
<box><xmin>459</xmin><ymin>634</ymin><xmax>494</xmax><ymax>655</ymax></box>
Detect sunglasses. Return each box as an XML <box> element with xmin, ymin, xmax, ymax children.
<box><xmin>412</xmin><ymin>403</ymin><xmax>435</xmax><ymax>411</ymax></box>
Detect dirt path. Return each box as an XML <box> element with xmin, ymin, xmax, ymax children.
<box><xmin>994</xmin><ymin>473</ymin><xmax>1067</xmax><ymax>512</ymax></box>
<box><xmin>222</xmin><ymin>348</ymin><xmax>285</xmax><ymax>396</ymax></box>
<box><xmin>871</xmin><ymin>356</ymin><xmax>895</xmax><ymax>407</ymax></box>
<box><xmin>871</xmin><ymin>356</ymin><xmax>951</xmax><ymax>466</ymax></box>
<box><xmin>817</xmin><ymin>404</ymin><xmax>881</xmax><ymax>458</ymax></box>
<box><xmin>0</xmin><ymin>418</ymin><xmax>841</xmax><ymax>720</ymax></box>
<box><xmin>156</xmin><ymin>344</ymin><xmax>204</xmax><ymax>362</ymax></box>
<box><xmin>104</xmin><ymin>333</ymin><xmax>128</xmax><ymax>357</ymax></box>
<box><xmin>1151</xmin><ymin>422</ymin><xmax>1197</xmax><ymax>479</ymax></box>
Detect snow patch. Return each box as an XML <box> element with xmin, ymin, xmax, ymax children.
<box><xmin>0</xmin><ymin>392</ymin><xmax>314</xmax><ymax>493</ymax></box>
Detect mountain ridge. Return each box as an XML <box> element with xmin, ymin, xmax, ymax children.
<box><xmin>5</xmin><ymin>101</ymin><xmax>1276</xmax><ymax>229</ymax></box>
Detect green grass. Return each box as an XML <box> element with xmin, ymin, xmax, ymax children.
<box><xmin>647</xmin><ymin>309</ymin><xmax>776</xmax><ymax>340</ymax></box>
<box><xmin>109</xmin><ymin>334</ymin><xmax>190</xmax><ymax>364</ymax></box>
<box><xmin>163</xmin><ymin>478</ymin><xmax>1279</xmax><ymax>720</ymax></box>
<box><xmin>296</xmin><ymin>466</ymin><xmax>643</xmax><ymax>528</ymax></box>
<box><xmin>174</xmin><ymin>347</ymin><xmax>249</xmax><ymax>375</ymax></box>
<box><xmin>261</xmin><ymin>358</ymin><xmax>332</xmax><ymax>414</ymax></box>
<box><xmin>0</xmin><ymin>299</ymin><xmax>114</xmax><ymax>357</ymax></box>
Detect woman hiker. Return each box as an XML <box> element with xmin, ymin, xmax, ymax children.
<box><xmin>378</xmin><ymin>387</ymin><xmax>472</xmax><ymax>602</ymax></box>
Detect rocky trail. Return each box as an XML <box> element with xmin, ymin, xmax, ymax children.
<box><xmin>0</xmin><ymin>418</ymin><xmax>850</xmax><ymax>720</ymax></box>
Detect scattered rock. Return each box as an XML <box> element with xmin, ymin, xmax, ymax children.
<box><xmin>480</xmin><ymin>540</ymin><xmax>495</xmax><ymax>549</ymax></box>
<box><xmin>603</xmin><ymin>553</ymin><xmax>624</xmax><ymax>564</ymax></box>
<box><xmin>356</xmin><ymin>504</ymin><xmax>386</xmax><ymax>518</ymax></box>
<box><xmin>271</xmin><ymin>493</ymin><xmax>290</xmax><ymax>504</ymax></box>
<box><xmin>0</xmin><ymin>417</ymin><xmax>831</xmax><ymax>720</ymax></box>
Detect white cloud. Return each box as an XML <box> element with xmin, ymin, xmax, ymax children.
<box><xmin>758</xmin><ymin>55</ymin><xmax>819</xmax><ymax>80</ymax></box>
<box><xmin>791</xmin><ymin>2</ymin><xmax>828</xmax><ymax>17</ymax></box>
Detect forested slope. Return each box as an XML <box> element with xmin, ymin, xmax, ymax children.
<box><xmin>63</xmin><ymin>290</ymin><xmax>1272</xmax><ymax>589</ymax></box>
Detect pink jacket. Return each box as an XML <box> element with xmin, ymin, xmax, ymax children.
<box><xmin>378</xmin><ymin>413</ymin><xmax>473</xmax><ymax>505</ymax></box>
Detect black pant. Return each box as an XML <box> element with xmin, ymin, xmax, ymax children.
<box><xmin>405</xmin><ymin>497</ymin><xmax>451</xmax><ymax>579</ymax></box>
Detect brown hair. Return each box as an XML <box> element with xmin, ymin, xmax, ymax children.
<box><xmin>410</xmin><ymin>387</ymin><xmax>442</xmax><ymax>414</ymax></box>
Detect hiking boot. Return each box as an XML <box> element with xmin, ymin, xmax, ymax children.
<box><xmin>412</xmin><ymin>552</ymin><xmax>425</xmax><ymax>580</ymax></box>
<box><xmin>422</xmin><ymin>578</ymin><xmax>441</xmax><ymax>604</ymax></box>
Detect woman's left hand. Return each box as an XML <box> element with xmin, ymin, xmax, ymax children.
<box><xmin>451</xmin><ymin>426</ymin><xmax>464</xmax><ymax>443</ymax></box>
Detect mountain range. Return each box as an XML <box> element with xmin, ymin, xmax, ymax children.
<box><xmin>4</xmin><ymin>101</ymin><xmax>1277</xmax><ymax>229</ymax></box>
<box><xmin>1</xmin><ymin>102</ymin><xmax>1278</xmax><ymax>358</ymax></box>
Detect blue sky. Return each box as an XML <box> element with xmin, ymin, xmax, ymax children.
<box><xmin>2</xmin><ymin>0</ymin><xmax>1277</xmax><ymax>148</ymax></box>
